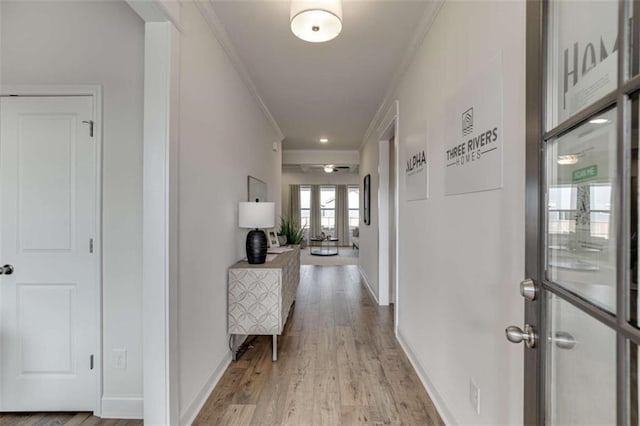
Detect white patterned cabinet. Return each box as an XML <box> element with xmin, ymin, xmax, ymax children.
<box><xmin>227</xmin><ymin>246</ymin><xmax>300</xmax><ymax>361</ymax></box>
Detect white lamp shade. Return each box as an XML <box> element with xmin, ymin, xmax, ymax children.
<box><xmin>238</xmin><ymin>202</ymin><xmax>275</xmax><ymax>229</ymax></box>
<box><xmin>290</xmin><ymin>0</ymin><xmax>342</xmax><ymax>43</ymax></box>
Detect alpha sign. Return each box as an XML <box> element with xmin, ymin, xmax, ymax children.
<box><xmin>404</xmin><ymin>123</ymin><xmax>428</xmax><ymax>201</ymax></box>
<box><xmin>444</xmin><ymin>55</ymin><xmax>503</xmax><ymax>195</ymax></box>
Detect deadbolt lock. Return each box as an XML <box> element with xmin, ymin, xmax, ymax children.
<box><xmin>520</xmin><ymin>278</ymin><xmax>537</xmax><ymax>301</ymax></box>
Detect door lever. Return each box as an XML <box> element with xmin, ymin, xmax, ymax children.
<box><xmin>0</xmin><ymin>264</ymin><xmax>14</xmax><ymax>275</ymax></box>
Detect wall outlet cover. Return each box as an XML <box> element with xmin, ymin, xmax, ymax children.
<box><xmin>113</xmin><ymin>348</ymin><xmax>127</xmax><ymax>370</ymax></box>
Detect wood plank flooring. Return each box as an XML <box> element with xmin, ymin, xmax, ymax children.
<box><xmin>194</xmin><ymin>265</ymin><xmax>443</xmax><ymax>426</ymax></box>
<box><xmin>0</xmin><ymin>412</ymin><xmax>141</xmax><ymax>426</ymax></box>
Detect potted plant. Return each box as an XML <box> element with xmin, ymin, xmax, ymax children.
<box><xmin>278</xmin><ymin>216</ymin><xmax>306</xmax><ymax>246</ymax></box>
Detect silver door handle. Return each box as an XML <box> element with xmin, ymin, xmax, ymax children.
<box><xmin>505</xmin><ymin>324</ymin><xmax>537</xmax><ymax>348</ymax></box>
<box><xmin>0</xmin><ymin>264</ymin><xmax>14</xmax><ymax>275</ymax></box>
<box><xmin>553</xmin><ymin>331</ymin><xmax>576</xmax><ymax>350</ymax></box>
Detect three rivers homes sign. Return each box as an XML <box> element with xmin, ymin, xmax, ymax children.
<box><xmin>444</xmin><ymin>55</ymin><xmax>503</xmax><ymax>196</ymax></box>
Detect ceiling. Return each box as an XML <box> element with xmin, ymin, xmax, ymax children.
<box><xmin>208</xmin><ymin>1</ymin><xmax>433</xmax><ymax>151</ymax></box>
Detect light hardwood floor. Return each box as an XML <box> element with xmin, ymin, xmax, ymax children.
<box><xmin>0</xmin><ymin>412</ymin><xmax>141</xmax><ymax>426</ymax></box>
<box><xmin>194</xmin><ymin>265</ymin><xmax>443</xmax><ymax>425</ymax></box>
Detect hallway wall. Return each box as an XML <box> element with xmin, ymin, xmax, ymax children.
<box><xmin>359</xmin><ymin>141</ymin><xmax>380</xmax><ymax>300</ymax></box>
<box><xmin>1</xmin><ymin>1</ymin><xmax>145</xmax><ymax>414</ymax></box>
<box><xmin>176</xmin><ymin>3</ymin><xmax>282</xmax><ymax>423</ymax></box>
<box><xmin>361</xmin><ymin>1</ymin><xmax>526</xmax><ymax>424</ymax></box>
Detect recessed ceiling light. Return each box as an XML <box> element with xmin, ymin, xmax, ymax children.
<box><xmin>320</xmin><ymin>138</ymin><xmax>329</xmax><ymax>143</ymax></box>
<box><xmin>589</xmin><ymin>118</ymin><xmax>610</xmax><ymax>124</ymax></box>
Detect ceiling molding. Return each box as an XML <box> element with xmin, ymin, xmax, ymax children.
<box><xmin>194</xmin><ymin>1</ymin><xmax>285</xmax><ymax>142</ymax></box>
<box><xmin>359</xmin><ymin>0</ymin><xmax>445</xmax><ymax>150</ymax></box>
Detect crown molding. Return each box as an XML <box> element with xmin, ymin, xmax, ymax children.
<box><xmin>194</xmin><ymin>1</ymin><xmax>285</xmax><ymax>142</ymax></box>
<box><xmin>359</xmin><ymin>0</ymin><xmax>445</xmax><ymax>150</ymax></box>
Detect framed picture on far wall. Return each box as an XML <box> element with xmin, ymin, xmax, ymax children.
<box><xmin>266</xmin><ymin>229</ymin><xmax>280</xmax><ymax>248</ymax></box>
<box><xmin>364</xmin><ymin>174</ymin><xmax>371</xmax><ymax>225</ymax></box>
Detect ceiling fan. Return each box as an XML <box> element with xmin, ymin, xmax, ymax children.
<box><xmin>323</xmin><ymin>164</ymin><xmax>351</xmax><ymax>173</ymax></box>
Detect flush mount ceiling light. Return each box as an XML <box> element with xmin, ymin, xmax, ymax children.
<box><xmin>324</xmin><ymin>164</ymin><xmax>335</xmax><ymax>173</ymax></box>
<box><xmin>319</xmin><ymin>137</ymin><xmax>329</xmax><ymax>143</ymax></box>
<box><xmin>589</xmin><ymin>117</ymin><xmax>610</xmax><ymax>124</ymax></box>
<box><xmin>290</xmin><ymin>0</ymin><xmax>343</xmax><ymax>43</ymax></box>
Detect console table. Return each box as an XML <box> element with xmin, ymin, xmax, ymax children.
<box><xmin>227</xmin><ymin>245</ymin><xmax>300</xmax><ymax>361</ymax></box>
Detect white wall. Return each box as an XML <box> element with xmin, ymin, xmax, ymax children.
<box><xmin>1</xmin><ymin>0</ymin><xmax>145</xmax><ymax>411</ymax></box>
<box><xmin>176</xmin><ymin>3</ymin><xmax>282</xmax><ymax>422</ymax></box>
<box><xmin>281</xmin><ymin>170</ymin><xmax>359</xmax><ymax>220</ymax></box>
<box><xmin>359</xmin><ymin>141</ymin><xmax>380</xmax><ymax>300</ymax></box>
<box><xmin>362</xmin><ymin>1</ymin><xmax>526</xmax><ymax>424</ymax></box>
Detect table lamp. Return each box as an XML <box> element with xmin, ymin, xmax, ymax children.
<box><xmin>238</xmin><ymin>201</ymin><xmax>275</xmax><ymax>264</ymax></box>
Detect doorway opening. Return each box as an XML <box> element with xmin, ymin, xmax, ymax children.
<box><xmin>377</xmin><ymin>100</ymin><xmax>399</xmax><ymax>328</ymax></box>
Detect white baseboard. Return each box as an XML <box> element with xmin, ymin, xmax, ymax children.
<box><xmin>396</xmin><ymin>328</ymin><xmax>457</xmax><ymax>426</ymax></box>
<box><xmin>101</xmin><ymin>396</ymin><xmax>143</xmax><ymax>419</ymax></box>
<box><xmin>180</xmin><ymin>352</ymin><xmax>232</xmax><ymax>426</ymax></box>
<box><xmin>358</xmin><ymin>265</ymin><xmax>379</xmax><ymax>304</ymax></box>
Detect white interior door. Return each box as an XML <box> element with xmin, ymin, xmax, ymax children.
<box><xmin>0</xmin><ymin>96</ymin><xmax>97</xmax><ymax>411</ymax></box>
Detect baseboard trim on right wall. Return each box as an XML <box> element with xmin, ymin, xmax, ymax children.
<box><xmin>358</xmin><ymin>265</ymin><xmax>379</xmax><ymax>304</ymax></box>
<box><xmin>396</xmin><ymin>328</ymin><xmax>457</xmax><ymax>425</ymax></box>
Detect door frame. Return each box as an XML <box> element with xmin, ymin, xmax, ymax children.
<box><xmin>524</xmin><ymin>2</ymin><xmax>543</xmax><ymax>423</ymax></box>
<box><xmin>0</xmin><ymin>84</ymin><xmax>103</xmax><ymax>415</ymax></box>
<box><xmin>377</xmin><ymin>100</ymin><xmax>400</xmax><ymax>324</ymax></box>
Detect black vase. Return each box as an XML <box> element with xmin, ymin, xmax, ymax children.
<box><xmin>246</xmin><ymin>229</ymin><xmax>268</xmax><ymax>264</ymax></box>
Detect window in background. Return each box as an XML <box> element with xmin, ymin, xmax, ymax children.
<box><xmin>300</xmin><ymin>186</ymin><xmax>311</xmax><ymax>238</ymax></box>
<box><xmin>348</xmin><ymin>186</ymin><xmax>359</xmax><ymax>231</ymax></box>
<box><xmin>320</xmin><ymin>186</ymin><xmax>336</xmax><ymax>236</ymax></box>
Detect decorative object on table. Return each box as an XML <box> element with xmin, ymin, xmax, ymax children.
<box><xmin>238</xmin><ymin>201</ymin><xmax>275</xmax><ymax>264</ymax></box>
<box><xmin>247</xmin><ymin>176</ymin><xmax>267</xmax><ymax>202</ymax></box>
<box><xmin>278</xmin><ymin>216</ymin><xmax>306</xmax><ymax>245</ymax></box>
<box><xmin>267</xmin><ymin>229</ymin><xmax>280</xmax><ymax>248</ymax></box>
<box><xmin>363</xmin><ymin>174</ymin><xmax>371</xmax><ymax>225</ymax></box>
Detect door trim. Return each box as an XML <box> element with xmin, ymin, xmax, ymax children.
<box><xmin>377</xmin><ymin>100</ymin><xmax>400</xmax><ymax>326</ymax></box>
<box><xmin>0</xmin><ymin>85</ymin><xmax>103</xmax><ymax>416</ymax></box>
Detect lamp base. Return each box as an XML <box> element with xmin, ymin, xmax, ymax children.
<box><xmin>246</xmin><ymin>229</ymin><xmax>268</xmax><ymax>264</ymax></box>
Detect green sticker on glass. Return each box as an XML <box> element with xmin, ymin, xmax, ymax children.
<box><xmin>572</xmin><ymin>165</ymin><xmax>598</xmax><ymax>182</ymax></box>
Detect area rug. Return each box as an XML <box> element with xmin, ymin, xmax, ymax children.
<box><xmin>300</xmin><ymin>247</ymin><xmax>359</xmax><ymax>266</ymax></box>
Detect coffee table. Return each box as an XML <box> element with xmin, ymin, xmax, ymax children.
<box><xmin>309</xmin><ymin>237</ymin><xmax>339</xmax><ymax>256</ymax></box>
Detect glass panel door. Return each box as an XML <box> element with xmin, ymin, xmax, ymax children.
<box><xmin>523</xmin><ymin>0</ymin><xmax>640</xmax><ymax>424</ymax></box>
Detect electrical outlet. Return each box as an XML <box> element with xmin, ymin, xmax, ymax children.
<box><xmin>113</xmin><ymin>349</ymin><xmax>127</xmax><ymax>370</ymax></box>
<box><xmin>469</xmin><ymin>380</ymin><xmax>480</xmax><ymax>414</ymax></box>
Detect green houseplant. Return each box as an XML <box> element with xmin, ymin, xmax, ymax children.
<box><xmin>279</xmin><ymin>216</ymin><xmax>306</xmax><ymax>245</ymax></box>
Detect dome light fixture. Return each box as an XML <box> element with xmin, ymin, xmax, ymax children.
<box><xmin>324</xmin><ymin>164</ymin><xmax>335</xmax><ymax>173</ymax></box>
<box><xmin>290</xmin><ymin>0</ymin><xmax>343</xmax><ymax>43</ymax></box>
<box><xmin>557</xmin><ymin>154</ymin><xmax>579</xmax><ymax>165</ymax></box>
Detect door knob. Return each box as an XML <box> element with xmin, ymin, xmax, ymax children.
<box><xmin>0</xmin><ymin>264</ymin><xmax>14</xmax><ymax>275</ymax></box>
<box><xmin>505</xmin><ymin>324</ymin><xmax>537</xmax><ymax>348</ymax></box>
<box><xmin>520</xmin><ymin>278</ymin><xmax>537</xmax><ymax>300</ymax></box>
<box><xmin>553</xmin><ymin>331</ymin><xmax>576</xmax><ymax>350</ymax></box>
